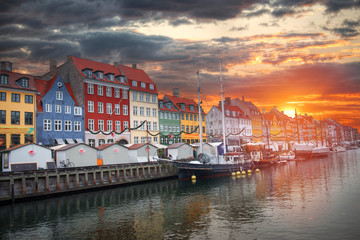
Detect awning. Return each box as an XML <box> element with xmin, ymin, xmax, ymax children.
<box><xmin>75</xmin><ymin>138</ymin><xmax>84</xmax><ymax>143</ymax></box>
<box><xmin>55</xmin><ymin>138</ymin><xmax>65</xmax><ymax>145</ymax></box>
<box><xmin>66</xmin><ymin>138</ymin><xmax>75</xmax><ymax>144</ymax></box>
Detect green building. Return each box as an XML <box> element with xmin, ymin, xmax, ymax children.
<box><xmin>158</xmin><ymin>99</ymin><xmax>181</xmax><ymax>145</ymax></box>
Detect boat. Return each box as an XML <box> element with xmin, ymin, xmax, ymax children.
<box><xmin>279</xmin><ymin>150</ymin><xmax>295</xmax><ymax>160</ymax></box>
<box><xmin>331</xmin><ymin>145</ymin><xmax>346</xmax><ymax>152</ymax></box>
<box><xmin>312</xmin><ymin>146</ymin><xmax>330</xmax><ymax>157</ymax></box>
<box><xmin>292</xmin><ymin>143</ymin><xmax>314</xmax><ymax>158</ymax></box>
<box><xmin>169</xmin><ymin>65</ymin><xmax>254</xmax><ymax>180</ymax></box>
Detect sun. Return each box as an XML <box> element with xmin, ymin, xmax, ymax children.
<box><xmin>284</xmin><ymin>109</ymin><xmax>296</xmax><ymax>118</ymax></box>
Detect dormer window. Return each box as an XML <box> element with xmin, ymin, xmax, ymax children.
<box><xmin>189</xmin><ymin>105</ymin><xmax>194</xmax><ymax>112</ymax></box>
<box><xmin>226</xmin><ymin>110</ymin><xmax>230</xmax><ymax>116</ymax></box>
<box><xmin>180</xmin><ymin>103</ymin><xmax>185</xmax><ymax>110</ymax></box>
<box><xmin>16</xmin><ymin>78</ymin><xmax>29</xmax><ymax>88</ymax></box>
<box><xmin>232</xmin><ymin>111</ymin><xmax>236</xmax><ymax>117</ymax></box>
<box><xmin>106</xmin><ymin>73</ymin><xmax>114</xmax><ymax>81</ymax></box>
<box><xmin>141</xmin><ymin>82</ymin><xmax>146</xmax><ymax>88</ymax></box>
<box><xmin>159</xmin><ymin>101</ymin><xmax>163</xmax><ymax>108</ymax></box>
<box><xmin>149</xmin><ymin>84</ymin><xmax>154</xmax><ymax>90</ymax></box>
<box><xmin>166</xmin><ymin>102</ymin><xmax>172</xmax><ymax>109</ymax></box>
<box><xmin>132</xmin><ymin>81</ymin><xmax>137</xmax><ymax>87</ymax></box>
<box><xmin>0</xmin><ymin>74</ymin><xmax>8</xmax><ymax>85</ymax></box>
<box><xmin>82</xmin><ymin>69</ymin><xmax>93</xmax><ymax>79</ymax></box>
<box><xmin>116</xmin><ymin>76</ymin><xmax>125</xmax><ymax>83</ymax></box>
<box><xmin>95</xmin><ymin>71</ymin><xmax>103</xmax><ymax>79</ymax></box>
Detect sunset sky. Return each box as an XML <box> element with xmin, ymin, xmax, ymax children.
<box><xmin>1</xmin><ymin>0</ymin><xmax>359</xmax><ymax>130</ymax></box>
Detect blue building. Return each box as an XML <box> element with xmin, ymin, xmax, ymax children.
<box><xmin>35</xmin><ymin>74</ymin><xmax>84</xmax><ymax>146</ymax></box>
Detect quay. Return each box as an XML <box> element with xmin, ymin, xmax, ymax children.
<box><xmin>0</xmin><ymin>162</ymin><xmax>177</xmax><ymax>204</ymax></box>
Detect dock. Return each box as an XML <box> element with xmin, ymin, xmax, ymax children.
<box><xmin>0</xmin><ymin>162</ymin><xmax>177</xmax><ymax>203</ymax></box>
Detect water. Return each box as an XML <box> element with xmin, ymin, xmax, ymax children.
<box><xmin>1</xmin><ymin>149</ymin><xmax>360</xmax><ymax>240</ymax></box>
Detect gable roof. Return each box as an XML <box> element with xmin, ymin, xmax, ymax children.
<box><xmin>0</xmin><ymin>143</ymin><xmax>50</xmax><ymax>153</ymax></box>
<box><xmin>118</xmin><ymin>64</ymin><xmax>157</xmax><ymax>94</ymax></box>
<box><xmin>164</xmin><ymin>95</ymin><xmax>205</xmax><ymax>114</ymax></box>
<box><xmin>70</xmin><ymin>56</ymin><xmax>128</xmax><ymax>87</ymax></box>
<box><xmin>55</xmin><ymin>143</ymin><xmax>95</xmax><ymax>151</ymax></box>
<box><xmin>0</xmin><ymin>70</ymin><xmax>37</xmax><ymax>92</ymax></box>
<box><xmin>167</xmin><ymin>142</ymin><xmax>192</xmax><ymax>149</ymax></box>
<box><xmin>96</xmin><ymin>143</ymin><xmax>128</xmax><ymax>150</ymax></box>
<box><xmin>128</xmin><ymin>143</ymin><xmax>157</xmax><ymax>150</ymax></box>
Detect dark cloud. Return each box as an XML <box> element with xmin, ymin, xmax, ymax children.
<box><xmin>324</xmin><ymin>0</ymin><xmax>360</xmax><ymax>13</ymax></box>
<box><xmin>323</xmin><ymin>18</ymin><xmax>360</xmax><ymax>38</ymax></box>
<box><xmin>169</xmin><ymin>18</ymin><xmax>193</xmax><ymax>27</ymax></box>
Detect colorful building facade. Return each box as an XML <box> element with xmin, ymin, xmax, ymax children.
<box><xmin>35</xmin><ymin>74</ymin><xmax>84</xmax><ymax>146</ymax></box>
<box><xmin>158</xmin><ymin>99</ymin><xmax>181</xmax><ymax>145</ymax></box>
<box><xmin>0</xmin><ymin>61</ymin><xmax>37</xmax><ymax>150</ymax></box>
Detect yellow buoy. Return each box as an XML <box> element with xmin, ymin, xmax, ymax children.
<box><xmin>255</xmin><ymin>168</ymin><xmax>260</xmax><ymax>173</ymax></box>
<box><xmin>231</xmin><ymin>172</ymin><xmax>236</xmax><ymax>177</ymax></box>
<box><xmin>236</xmin><ymin>171</ymin><xmax>241</xmax><ymax>175</ymax></box>
<box><xmin>191</xmin><ymin>175</ymin><xmax>196</xmax><ymax>180</ymax></box>
<box><xmin>247</xmin><ymin>169</ymin><xmax>252</xmax><ymax>174</ymax></box>
<box><xmin>242</xmin><ymin>171</ymin><xmax>246</xmax><ymax>175</ymax></box>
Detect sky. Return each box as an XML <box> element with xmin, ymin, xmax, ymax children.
<box><xmin>1</xmin><ymin>0</ymin><xmax>360</xmax><ymax>130</ymax></box>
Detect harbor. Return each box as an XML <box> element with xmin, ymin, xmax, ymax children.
<box><xmin>1</xmin><ymin>149</ymin><xmax>359</xmax><ymax>239</ymax></box>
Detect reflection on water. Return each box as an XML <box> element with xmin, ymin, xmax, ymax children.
<box><xmin>1</xmin><ymin>150</ymin><xmax>359</xmax><ymax>239</ymax></box>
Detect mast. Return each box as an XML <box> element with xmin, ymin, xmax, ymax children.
<box><xmin>197</xmin><ymin>71</ymin><xmax>203</xmax><ymax>154</ymax></box>
<box><xmin>220</xmin><ymin>62</ymin><xmax>226</xmax><ymax>154</ymax></box>
<box><xmin>295</xmin><ymin>109</ymin><xmax>300</xmax><ymax>143</ymax></box>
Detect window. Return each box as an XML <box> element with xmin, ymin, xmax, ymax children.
<box><xmin>11</xmin><ymin>111</ymin><xmax>20</xmax><ymax>124</ymax></box>
<box><xmin>56</xmin><ymin>91</ymin><xmax>63</xmax><ymax>100</ymax></box>
<box><xmin>115</xmin><ymin>104</ymin><xmax>120</xmax><ymax>115</ymax></box>
<box><xmin>96</xmin><ymin>71</ymin><xmax>103</xmax><ymax>79</ymax></box>
<box><xmin>132</xmin><ymin>81</ymin><xmax>137</xmax><ymax>87</ymax></box>
<box><xmin>88</xmin><ymin>139</ymin><xmax>95</xmax><ymax>147</ymax></box>
<box><xmin>133</xmin><ymin>106</ymin><xmax>138</xmax><ymax>115</ymax></box>
<box><xmin>106</xmin><ymin>87</ymin><xmax>112</xmax><ymax>97</ymax></box>
<box><xmin>186</xmin><ymin>114</ymin><xmax>189</xmax><ymax>120</ymax></box>
<box><xmin>115</xmin><ymin>121</ymin><xmax>121</xmax><ymax>132</ymax></box>
<box><xmin>88</xmin><ymin>101</ymin><xmax>94</xmax><ymax>112</ymax></box>
<box><xmin>74</xmin><ymin>121</ymin><xmax>81</xmax><ymax>132</ymax></box>
<box><xmin>54</xmin><ymin>120</ymin><xmax>62</xmax><ymax>131</ymax></box>
<box><xmin>98</xmin><ymin>85</ymin><xmax>103</xmax><ymax>96</ymax></box>
<box><xmin>140</xmin><ymin>107</ymin><xmax>144</xmax><ymax>116</ymax></box>
<box><xmin>152</xmin><ymin>95</ymin><xmax>157</xmax><ymax>103</ymax></box>
<box><xmin>0</xmin><ymin>110</ymin><xmax>6</xmax><ymax>124</ymax></box>
<box><xmin>186</xmin><ymin>126</ymin><xmax>189</xmax><ymax>133</ymax></box>
<box><xmin>106</xmin><ymin>74</ymin><xmax>114</xmax><ymax>81</ymax></box>
<box><xmin>190</xmin><ymin>114</ymin><xmax>193</xmax><ymax>121</ymax></box>
<box><xmin>0</xmin><ymin>134</ymin><xmax>6</xmax><ymax>151</ymax></box>
<box><xmin>153</xmin><ymin>122</ymin><xmax>157</xmax><ymax>131</ymax></box>
<box><xmin>25</xmin><ymin>112</ymin><xmax>33</xmax><ymax>125</ymax></box>
<box><xmin>134</xmin><ymin>120</ymin><xmax>138</xmax><ymax>128</ymax></box>
<box><xmin>114</xmin><ymin>88</ymin><xmax>120</xmax><ymax>98</ymax></box>
<box><xmin>88</xmin><ymin>83</ymin><xmax>94</xmax><ymax>94</ymax></box>
<box><xmin>123</xmin><ymin>121</ymin><xmax>129</xmax><ymax>130</ymax></box>
<box><xmin>55</xmin><ymin>104</ymin><xmax>61</xmax><ymax>113</ymax></box>
<box><xmin>132</xmin><ymin>92</ymin><xmax>137</xmax><ymax>101</ymax></box>
<box><xmin>146</xmin><ymin>93</ymin><xmax>150</xmax><ymax>102</ymax></box>
<box><xmin>147</xmin><ymin>121</ymin><xmax>151</xmax><ymax>130</ymax></box>
<box><xmin>83</xmin><ymin>69</ymin><xmax>93</xmax><ymax>78</ymax></box>
<box><xmin>134</xmin><ymin>136</ymin><xmax>139</xmax><ymax>144</ymax></box>
<box><xmin>25</xmin><ymin>95</ymin><xmax>33</xmax><ymax>103</ymax></box>
<box><xmin>106</xmin><ymin>103</ymin><xmax>112</xmax><ymax>114</ymax></box>
<box><xmin>98</xmin><ymin>102</ymin><xmax>104</xmax><ymax>113</ymax></box>
<box><xmin>149</xmin><ymin>84</ymin><xmax>154</xmax><ymax>90</ymax></box>
<box><xmin>99</xmin><ymin>139</ymin><xmax>105</xmax><ymax>145</ymax></box>
<box><xmin>146</xmin><ymin>107</ymin><xmax>151</xmax><ymax>116</ymax></box>
<box><xmin>141</xmin><ymin>137</ymin><xmax>146</xmax><ymax>143</ymax></box>
<box><xmin>74</xmin><ymin>107</ymin><xmax>82</xmax><ymax>116</ymax></box>
<box><xmin>164</xmin><ymin>112</ymin><xmax>167</xmax><ymax>119</ymax></box>
<box><xmin>140</xmin><ymin>121</ymin><xmax>146</xmax><ymax>130</ymax></box>
<box><xmin>65</xmin><ymin>120</ymin><xmax>72</xmax><ymax>131</ymax></box>
<box><xmin>123</xmin><ymin>105</ymin><xmax>128</xmax><ymax>115</ymax></box>
<box><xmin>43</xmin><ymin>119</ymin><xmax>51</xmax><ymax>131</ymax></box>
<box><xmin>152</xmin><ymin>108</ymin><xmax>157</xmax><ymax>117</ymax></box>
<box><xmin>139</xmin><ymin>93</ymin><xmax>144</xmax><ymax>101</ymax></box>
<box><xmin>0</xmin><ymin>74</ymin><xmax>8</xmax><ymax>85</ymax></box>
<box><xmin>123</xmin><ymin>89</ymin><xmax>128</xmax><ymax>99</ymax></box>
<box><xmin>107</xmin><ymin>139</ymin><xmax>113</xmax><ymax>144</ymax></box>
<box><xmin>0</xmin><ymin>92</ymin><xmax>5</xmax><ymax>101</ymax></box>
<box><xmin>88</xmin><ymin>119</ymin><xmax>94</xmax><ymax>131</ymax></box>
<box><xmin>141</xmin><ymin>82</ymin><xmax>146</xmax><ymax>88</ymax></box>
<box><xmin>98</xmin><ymin>120</ymin><xmax>104</xmax><ymax>131</ymax></box>
<box><xmin>160</xmin><ymin>112</ymin><xmax>163</xmax><ymax>119</ymax></box>
<box><xmin>65</xmin><ymin>105</ymin><xmax>71</xmax><ymax>114</ymax></box>
<box><xmin>107</xmin><ymin>120</ymin><xmax>113</xmax><ymax>131</ymax></box>
<box><xmin>154</xmin><ymin>136</ymin><xmax>158</xmax><ymax>143</ymax></box>
<box><xmin>17</xmin><ymin>78</ymin><xmax>29</xmax><ymax>88</ymax></box>
<box><xmin>11</xmin><ymin>134</ymin><xmax>20</xmax><ymax>146</ymax></box>
<box><xmin>160</xmin><ymin>124</ymin><xmax>163</xmax><ymax>131</ymax></box>
<box><xmin>182</xmin><ymin>114</ymin><xmax>184</xmax><ymax>120</ymax></box>
<box><xmin>11</xmin><ymin>93</ymin><xmax>20</xmax><ymax>102</ymax></box>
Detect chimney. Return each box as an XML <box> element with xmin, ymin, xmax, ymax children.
<box><xmin>242</xmin><ymin>96</ymin><xmax>245</xmax><ymax>102</ymax></box>
<box><xmin>67</xmin><ymin>55</ymin><xmax>72</xmax><ymax>61</ymax></box>
<box><xmin>50</xmin><ymin>59</ymin><xmax>57</xmax><ymax>76</ymax></box>
<box><xmin>132</xmin><ymin>64</ymin><xmax>137</xmax><ymax>69</ymax></box>
<box><xmin>0</xmin><ymin>61</ymin><xmax>12</xmax><ymax>71</ymax></box>
<box><xmin>225</xmin><ymin>97</ymin><xmax>231</xmax><ymax>105</ymax></box>
<box><xmin>173</xmin><ymin>88</ymin><xmax>180</xmax><ymax>98</ymax></box>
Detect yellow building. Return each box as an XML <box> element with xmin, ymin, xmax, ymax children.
<box><xmin>164</xmin><ymin>89</ymin><xmax>207</xmax><ymax>144</ymax></box>
<box><xmin>0</xmin><ymin>61</ymin><xmax>37</xmax><ymax>150</ymax></box>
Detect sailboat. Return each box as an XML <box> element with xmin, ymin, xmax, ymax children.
<box><xmin>170</xmin><ymin>66</ymin><xmax>252</xmax><ymax>180</ymax></box>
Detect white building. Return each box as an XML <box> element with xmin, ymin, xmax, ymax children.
<box><xmin>127</xmin><ymin>143</ymin><xmax>158</xmax><ymax>163</ymax></box>
<box><xmin>97</xmin><ymin>143</ymin><xmax>129</xmax><ymax>165</ymax></box>
<box><xmin>1</xmin><ymin>143</ymin><xmax>53</xmax><ymax>172</ymax></box>
<box><xmin>55</xmin><ymin>143</ymin><xmax>97</xmax><ymax>168</ymax></box>
<box><xmin>167</xmin><ymin>143</ymin><xmax>193</xmax><ymax>160</ymax></box>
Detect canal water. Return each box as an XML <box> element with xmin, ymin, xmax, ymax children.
<box><xmin>1</xmin><ymin>149</ymin><xmax>360</xmax><ymax>240</ymax></box>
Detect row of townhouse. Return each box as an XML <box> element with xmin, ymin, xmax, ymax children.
<box><xmin>205</xmin><ymin>96</ymin><xmax>359</xmax><ymax>148</ymax></box>
<box><xmin>0</xmin><ymin>57</ymin><xmax>208</xmax><ymax>150</ymax></box>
